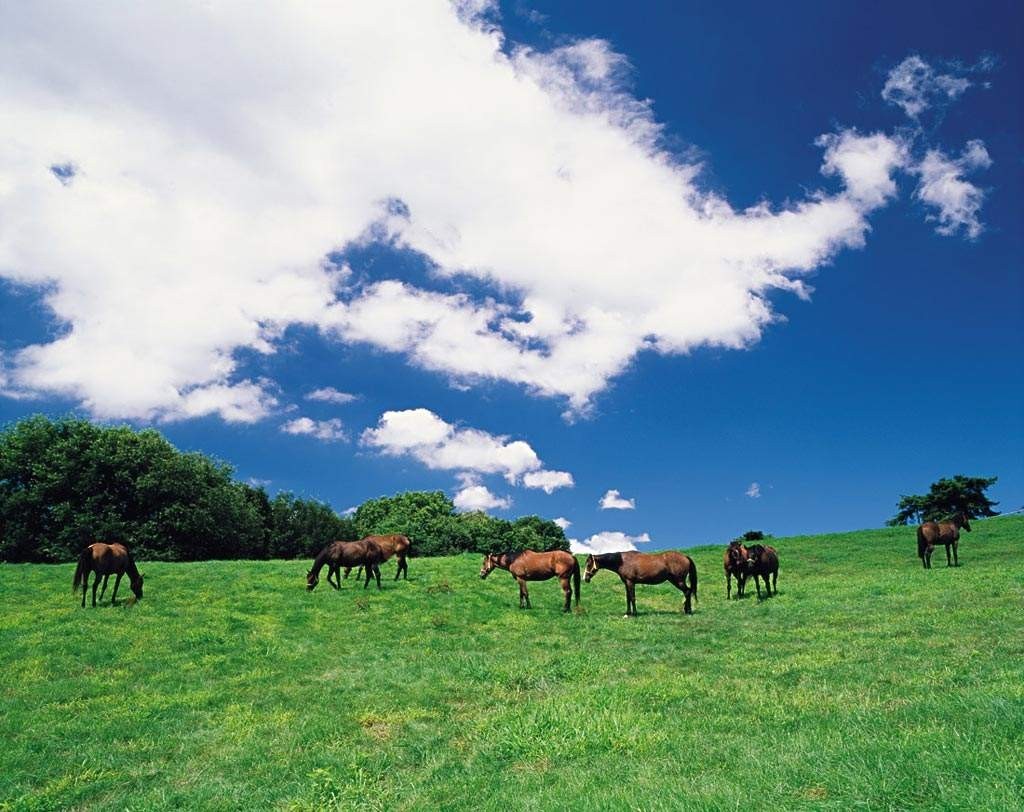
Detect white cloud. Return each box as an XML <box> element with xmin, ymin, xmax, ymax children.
<box><xmin>306</xmin><ymin>387</ymin><xmax>358</xmax><ymax>405</ymax></box>
<box><xmin>881</xmin><ymin>55</ymin><xmax>973</xmax><ymax>118</ymax></box>
<box><xmin>553</xmin><ymin>516</ymin><xmax>572</xmax><ymax>530</ymax></box>
<box><xmin>569</xmin><ymin>530</ymin><xmax>650</xmax><ymax>555</ymax></box>
<box><xmin>522</xmin><ymin>469</ymin><xmax>574</xmax><ymax>493</ymax></box>
<box><xmin>746</xmin><ymin>482</ymin><xmax>761</xmax><ymax>499</ymax></box>
<box><xmin>281</xmin><ymin>416</ymin><xmax>347</xmax><ymax>442</ymax></box>
<box><xmin>341</xmin><ymin>505</ymin><xmax>358</xmax><ymax>516</ymax></box>
<box><xmin>453</xmin><ymin>483</ymin><xmax>511</xmax><ymax>512</ymax></box>
<box><xmin>913</xmin><ymin>140</ymin><xmax>992</xmax><ymax>239</ymax></box>
<box><xmin>0</xmin><ymin>3</ymin><xmax>936</xmax><ymax>420</ymax></box>
<box><xmin>817</xmin><ymin>130</ymin><xmax>908</xmax><ymax>208</ymax></box>
<box><xmin>600</xmin><ymin>489</ymin><xmax>635</xmax><ymax>510</ymax></box>
<box><xmin>247</xmin><ymin>477</ymin><xmax>272</xmax><ymax>488</ymax></box>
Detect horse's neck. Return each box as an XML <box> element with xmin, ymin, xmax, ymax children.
<box><xmin>310</xmin><ymin>550</ymin><xmax>329</xmax><ymax>577</ymax></box>
<box><xmin>125</xmin><ymin>556</ymin><xmax>141</xmax><ymax>580</ymax></box>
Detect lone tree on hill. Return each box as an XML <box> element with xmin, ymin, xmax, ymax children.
<box><xmin>887</xmin><ymin>475</ymin><xmax>999</xmax><ymax>526</ymax></box>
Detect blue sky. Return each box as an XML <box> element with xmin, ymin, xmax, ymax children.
<box><xmin>1</xmin><ymin>0</ymin><xmax>1021</xmax><ymax>551</ymax></box>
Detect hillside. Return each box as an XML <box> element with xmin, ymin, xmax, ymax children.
<box><xmin>2</xmin><ymin>517</ymin><xmax>1022</xmax><ymax>810</ymax></box>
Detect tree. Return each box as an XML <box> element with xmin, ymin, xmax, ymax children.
<box><xmin>887</xmin><ymin>475</ymin><xmax>999</xmax><ymax>526</ymax></box>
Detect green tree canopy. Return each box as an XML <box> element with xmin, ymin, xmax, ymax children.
<box><xmin>887</xmin><ymin>475</ymin><xmax>999</xmax><ymax>526</ymax></box>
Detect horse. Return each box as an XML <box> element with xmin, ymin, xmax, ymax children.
<box><xmin>342</xmin><ymin>534</ymin><xmax>411</xmax><ymax>582</ymax></box>
<box><xmin>724</xmin><ymin>541</ymin><xmax>746</xmax><ymax>599</ymax></box>
<box><xmin>479</xmin><ymin>550</ymin><xmax>581</xmax><ymax>612</ymax></box>
<box><xmin>72</xmin><ymin>542</ymin><xmax>144</xmax><ymax>608</ymax></box>
<box><xmin>583</xmin><ymin>551</ymin><xmax>697</xmax><ymax>616</ymax></box>
<box><xmin>917</xmin><ymin>512</ymin><xmax>971</xmax><ymax>568</ymax></box>
<box><xmin>742</xmin><ymin>544</ymin><xmax>779</xmax><ymax>598</ymax></box>
<box><xmin>307</xmin><ymin>538</ymin><xmax>384</xmax><ymax>591</ymax></box>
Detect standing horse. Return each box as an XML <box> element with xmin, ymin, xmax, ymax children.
<box><xmin>742</xmin><ymin>544</ymin><xmax>779</xmax><ymax>598</ymax></box>
<box><xmin>724</xmin><ymin>541</ymin><xmax>746</xmax><ymax>599</ymax></box>
<box><xmin>917</xmin><ymin>512</ymin><xmax>971</xmax><ymax>568</ymax></box>
<box><xmin>479</xmin><ymin>550</ymin><xmax>580</xmax><ymax>612</ymax></box>
<box><xmin>72</xmin><ymin>543</ymin><xmax>144</xmax><ymax>608</ymax></box>
<box><xmin>343</xmin><ymin>534</ymin><xmax>411</xmax><ymax>581</ymax></box>
<box><xmin>584</xmin><ymin>551</ymin><xmax>697</xmax><ymax>616</ymax></box>
<box><xmin>307</xmin><ymin>539</ymin><xmax>384</xmax><ymax>591</ymax></box>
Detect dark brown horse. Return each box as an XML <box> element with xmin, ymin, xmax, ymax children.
<box><xmin>724</xmin><ymin>541</ymin><xmax>745</xmax><ymax>599</ymax></box>
<box><xmin>583</xmin><ymin>551</ymin><xmax>697</xmax><ymax>616</ymax></box>
<box><xmin>479</xmin><ymin>550</ymin><xmax>581</xmax><ymax>612</ymax></box>
<box><xmin>742</xmin><ymin>544</ymin><xmax>779</xmax><ymax>598</ymax></box>
<box><xmin>72</xmin><ymin>542</ymin><xmax>144</xmax><ymax>607</ymax></box>
<box><xmin>918</xmin><ymin>512</ymin><xmax>971</xmax><ymax>568</ymax></box>
<box><xmin>307</xmin><ymin>539</ymin><xmax>384</xmax><ymax>591</ymax></box>
<box><xmin>343</xmin><ymin>534</ymin><xmax>411</xmax><ymax>581</ymax></box>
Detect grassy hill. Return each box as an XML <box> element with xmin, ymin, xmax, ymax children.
<box><xmin>2</xmin><ymin>517</ymin><xmax>1022</xmax><ymax>810</ymax></box>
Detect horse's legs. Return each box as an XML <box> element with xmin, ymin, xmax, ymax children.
<box><xmin>400</xmin><ymin>556</ymin><xmax>408</xmax><ymax>580</ymax></box>
<box><xmin>99</xmin><ymin>573</ymin><xmax>110</xmax><ymax>602</ymax></box>
<box><xmin>772</xmin><ymin>570</ymin><xmax>778</xmax><ymax>593</ymax></box>
<box><xmin>91</xmin><ymin>572</ymin><xmax>100</xmax><ymax>607</ymax></box>
<box><xmin>726</xmin><ymin>572</ymin><xmax>732</xmax><ymax>600</ymax></box>
<box><xmin>623</xmin><ymin>579</ymin><xmax>635</xmax><ymax>616</ymax></box>
<box><xmin>81</xmin><ymin>568</ymin><xmax>89</xmax><ymax>608</ymax></box>
<box><xmin>363</xmin><ymin>566</ymin><xmax>372</xmax><ymax>589</ymax></box>
<box><xmin>373</xmin><ymin>565</ymin><xmax>382</xmax><ymax>590</ymax></box>
<box><xmin>111</xmin><ymin>572</ymin><xmax>123</xmax><ymax>604</ymax></box>
<box><xmin>952</xmin><ymin>541</ymin><xmax>959</xmax><ymax>567</ymax></box>
<box><xmin>342</xmin><ymin>566</ymin><xmax>351</xmax><ymax>580</ymax></box>
<box><xmin>328</xmin><ymin>566</ymin><xmax>341</xmax><ymax>589</ymax></box>
<box><xmin>560</xmin><ymin>576</ymin><xmax>571</xmax><ymax>612</ymax></box>
<box><xmin>946</xmin><ymin>543</ymin><xmax>952</xmax><ymax>567</ymax></box>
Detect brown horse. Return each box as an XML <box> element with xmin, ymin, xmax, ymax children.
<box><xmin>742</xmin><ymin>544</ymin><xmax>779</xmax><ymax>598</ymax></box>
<box><xmin>307</xmin><ymin>539</ymin><xmax>384</xmax><ymax>591</ymax></box>
<box><xmin>584</xmin><ymin>551</ymin><xmax>697</xmax><ymax>616</ymax></box>
<box><xmin>479</xmin><ymin>550</ymin><xmax>581</xmax><ymax>612</ymax></box>
<box><xmin>724</xmin><ymin>541</ymin><xmax>746</xmax><ymax>599</ymax></box>
<box><xmin>343</xmin><ymin>534</ymin><xmax>411</xmax><ymax>581</ymax></box>
<box><xmin>918</xmin><ymin>512</ymin><xmax>971</xmax><ymax>568</ymax></box>
<box><xmin>72</xmin><ymin>543</ymin><xmax>144</xmax><ymax>607</ymax></box>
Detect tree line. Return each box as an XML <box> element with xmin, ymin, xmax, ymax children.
<box><xmin>0</xmin><ymin>416</ymin><xmax>567</xmax><ymax>563</ymax></box>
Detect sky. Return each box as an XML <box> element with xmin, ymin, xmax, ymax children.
<box><xmin>1</xmin><ymin>0</ymin><xmax>1021</xmax><ymax>553</ymax></box>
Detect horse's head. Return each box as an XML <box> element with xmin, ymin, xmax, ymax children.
<box><xmin>131</xmin><ymin>573</ymin><xmax>144</xmax><ymax>600</ymax></box>
<box><xmin>583</xmin><ymin>554</ymin><xmax>600</xmax><ymax>582</ymax></box>
<box><xmin>727</xmin><ymin>541</ymin><xmax>748</xmax><ymax>571</ymax></box>
<box><xmin>479</xmin><ymin>554</ymin><xmax>499</xmax><ymax>579</ymax></box>
<box><xmin>959</xmin><ymin>512</ymin><xmax>972</xmax><ymax>532</ymax></box>
<box><xmin>306</xmin><ymin>570</ymin><xmax>319</xmax><ymax>591</ymax></box>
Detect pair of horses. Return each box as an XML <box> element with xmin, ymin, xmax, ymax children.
<box><xmin>724</xmin><ymin>541</ymin><xmax>779</xmax><ymax>599</ymax></box>
<box><xmin>306</xmin><ymin>534</ymin><xmax>410</xmax><ymax>591</ymax></box>
<box><xmin>72</xmin><ymin>542</ymin><xmax>144</xmax><ymax>607</ymax></box>
<box><xmin>918</xmin><ymin>512</ymin><xmax>970</xmax><ymax>568</ymax></box>
<box><xmin>479</xmin><ymin>549</ymin><xmax>698</xmax><ymax>616</ymax></box>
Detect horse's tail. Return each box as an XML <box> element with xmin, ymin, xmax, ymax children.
<box><xmin>917</xmin><ymin>526</ymin><xmax>927</xmax><ymax>559</ymax></box>
<box><xmin>571</xmin><ymin>558</ymin><xmax>581</xmax><ymax>606</ymax></box>
<box><xmin>72</xmin><ymin>546</ymin><xmax>90</xmax><ymax>593</ymax></box>
<box><xmin>689</xmin><ymin>557</ymin><xmax>698</xmax><ymax>602</ymax></box>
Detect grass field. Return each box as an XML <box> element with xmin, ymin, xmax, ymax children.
<box><xmin>2</xmin><ymin>517</ymin><xmax>1023</xmax><ymax>811</ymax></box>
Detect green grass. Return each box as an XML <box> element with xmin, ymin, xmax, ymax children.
<box><xmin>2</xmin><ymin>518</ymin><xmax>1023</xmax><ymax>811</ymax></box>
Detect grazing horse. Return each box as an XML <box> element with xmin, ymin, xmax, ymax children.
<box><xmin>479</xmin><ymin>550</ymin><xmax>581</xmax><ymax>612</ymax></box>
<box><xmin>307</xmin><ymin>539</ymin><xmax>384</xmax><ymax>591</ymax></box>
<box><xmin>72</xmin><ymin>543</ymin><xmax>144</xmax><ymax>608</ymax></box>
<box><xmin>918</xmin><ymin>512</ymin><xmax>971</xmax><ymax>569</ymax></box>
<box><xmin>343</xmin><ymin>534</ymin><xmax>411</xmax><ymax>581</ymax></box>
<box><xmin>742</xmin><ymin>544</ymin><xmax>779</xmax><ymax>598</ymax></box>
<box><xmin>724</xmin><ymin>541</ymin><xmax>746</xmax><ymax>599</ymax></box>
<box><xmin>584</xmin><ymin>551</ymin><xmax>697</xmax><ymax>616</ymax></box>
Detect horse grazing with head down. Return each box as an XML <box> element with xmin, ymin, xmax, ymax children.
<box><xmin>479</xmin><ymin>549</ymin><xmax>580</xmax><ymax>612</ymax></box>
<box><xmin>917</xmin><ymin>512</ymin><xmax>971</xmax><ymax>569</ymax></box>
<box><xmin>73</xmin><ymin>542</ymin><xmax>144</xmax><ymax>607</ymax></box>
<box><xmin>307</xmin><ymin>538</ymin><xmax>384</xmax><ymax>591</ymax></box>
<box><xmin>584</xmin><ymin>551</ymin><xmax>697</xmax><ymax>616</ymax></box>
<box><xmin>343</xmin><ymin>534</ymin><xmax>411</xmax><ymax>582</ymax></box>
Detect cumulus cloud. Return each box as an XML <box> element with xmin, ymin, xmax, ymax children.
<box><xmin>553</xmin><ymin>516</ymin><xmax>572</xmax><ymax>530</ymax></box>
<box><xmin>913</xmin><ymin>140</ymin><xmax>992</xmax><ymax>239</ymax></box>
<box><xmin>523</xmin><ymin>469</ymin><xmax>574</xmax><ymax>493</ymax></box>
<box><xmin>306</xmin><ymin>387</ymin><xmax>358</xmax><ymax>405</ymax></box>
<box><xmin>281</xmin><ymin>417</ymin><xmax>347</xmax><ymax>442</ymax></box>
<box><xmin>0</xmin><ymin>3</ymin><xmax>939</xmax><ymax>421</ymax></box>
<box><xmin>600</xmin><ymin>489</ymin><xmax>635</xmax><ymax>510</ymax></box>
<box><xmin>882</xmin><ymin>55</ymin><xmax>975</xmax><ymax>118</ymax></box>
<box><xmin>746</xmin><ymin>482</ymin><xmax>761</xmax><ymax>499</ymax></box>
<box><xmin>569</xmin><ymin>530</ymin><xmax>650</xmax><ymax>555</ymax></box>
<box><xmin>453</xmin><ymin>483</ymin><xmax>512</xmax><ymax>512</ymax></box>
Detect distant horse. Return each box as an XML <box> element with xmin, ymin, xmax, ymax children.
<box><xmin>72</xmin><ymin>543</ymin><xmax>144</xmax><ymax>608</ymax></box>
<box><xmin>479</xmin><ymin>550</ymin><xmax>581</xmax><ymax>612</ymax></box>
<box><xmin>343</xmin><ymin>534</ymin><xmax>411</xmax><ymax>582</ymax></box>
<box><xmin>584</xmin><ymin>551</ymin><xmax>697</xmax><ymax>616</ymax></box>
<box><xmin>742</xmin><ymin>544</ymin><xmax>779</xmax><ymax>598</ymax></box>
<box><xmin>918</xmin><ymin>512</ymin><xmax>971</xmax><ymax>569</ymax></box>
<box><xmin>724</xmin><ymin>541</ymin><xmax>746</xmax><ymax>599</ymax></box>
<box><xmin>307</xmin><ymin>539</ymin><xmax>384</xmax><ymax>591</ymax></box>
